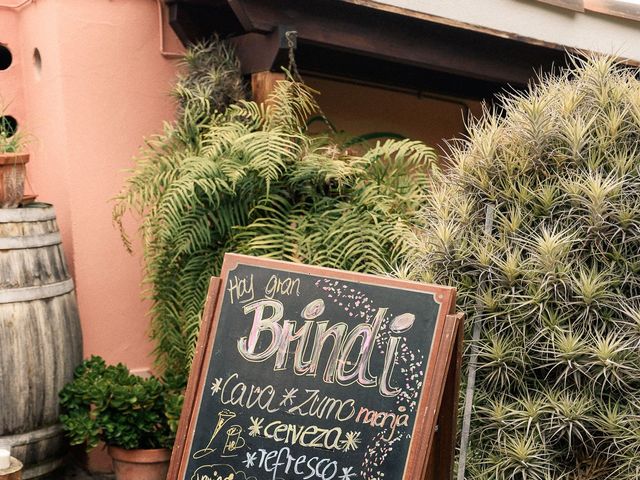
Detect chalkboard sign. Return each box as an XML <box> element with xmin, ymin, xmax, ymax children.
<box><xmin>169</xmin><ymin>254</ymin><xmax>462</xmax><ymax>480</ymax></box>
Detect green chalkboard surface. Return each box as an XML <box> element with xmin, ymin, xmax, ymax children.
<box><xmin>169</xmin><ymin>254</ymin><xmax>459</xmax><ymax>480</ymax></box>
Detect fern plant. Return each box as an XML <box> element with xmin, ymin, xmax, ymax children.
<box><xmin>410</xmin><ymin>55</ymin><xmax>640</xmax><ymax>479</ymax></box>
<box><xmin>114</xmin><ymin>39</ymin><xmax>436</xmax><ymax>384</ymax></box>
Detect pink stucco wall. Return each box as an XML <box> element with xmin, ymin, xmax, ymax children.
<box><xmin>0</xmin><ymin>0</ymin><xmax>183</xmax><ymax>372</ymax></box>
<box><xmin>0</xmin><ymin>0</ymin><xmax>478</xmax><ymax>381</ymax></box>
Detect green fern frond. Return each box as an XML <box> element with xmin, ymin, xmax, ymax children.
<box><xmin>114</xmin><ymin>38</ymin><xmax>437</xmax><ymax>386</ymax></box>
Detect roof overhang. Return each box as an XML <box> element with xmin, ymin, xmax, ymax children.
<box><xmin>165</xmin><ymin>0</ymin><xmax>570</xmax><ymax>100</ymax></box>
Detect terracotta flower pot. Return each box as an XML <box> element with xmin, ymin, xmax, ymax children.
<box><xmin>0</xmin><ymin>153</ymin><xmax>29</xmax><ymax>208</ymax></box>
<box><xmin>107</xmin><ymin>446</ymin><xmax>171</xmax><ymax>480</ymax></box>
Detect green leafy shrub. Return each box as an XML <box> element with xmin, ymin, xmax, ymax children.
<box><xmin>113</xmin><ymin>39</ymin><xmax>436</xmax><ymax>384</ymax></box>
<box><xmin>411</xmin><ymin>56</ymin><xmax>640</xmax><ymax>479</ymax></box>
<box><xmin>59</xmin><ymin>356</ymin><xmax>177</xmax><ymax>450</ymax></box>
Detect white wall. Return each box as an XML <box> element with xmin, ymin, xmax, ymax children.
<box><xmin>348</xmin><ymin>0</ymin><xmax>640</xmax><ymax>62</ymax></box>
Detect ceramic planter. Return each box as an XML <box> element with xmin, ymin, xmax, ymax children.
<box><xmin>0</xmin><ymin>153</ymin><xmax>29</xmax><ymax>208</ymax></box>
<box><xmin>107</xmin><ymin>446</ymin><xmax>171</xmax><ymax>480</ymax></box>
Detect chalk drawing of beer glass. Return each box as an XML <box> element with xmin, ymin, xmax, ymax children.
<box><xmin>222</xmin><ymin>425</ymin><xmax>246</xmax><ymax>456</ymax></box>
<box><xmin>193</xmin><ymin>409</ymin><xmax>237</xmax><ymax>459</ymax></box>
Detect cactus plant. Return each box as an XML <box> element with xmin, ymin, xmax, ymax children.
<box><xmin>411</xmin><ymin>56</ymin><xmax>640</xmax><ymax>479</ymax></box>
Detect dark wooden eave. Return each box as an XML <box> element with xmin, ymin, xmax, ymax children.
<box><xmin>165</xmin><ymin>0</ymin><xmax>570</xmax><ymax>100</ymax></box>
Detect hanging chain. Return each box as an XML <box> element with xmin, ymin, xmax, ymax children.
<box><xmin>284</xmin><ymin>30</ymin><xmax>336</xmax><ymax>134</ymax></box>
<box><xmin>456</xmin><ymin>202</ymin><xmax>496</xmax><ymax>480</ymax></box>
<box><xmin>285</xmin><ymin>30</ymin><xmax>303</xmax><ymax>83</ymax></box>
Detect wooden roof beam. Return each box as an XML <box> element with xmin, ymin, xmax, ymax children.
<box><xmin>166</xmin><ymin>0</ymin><xmax>569</xmax><ymax>98</ymax></box>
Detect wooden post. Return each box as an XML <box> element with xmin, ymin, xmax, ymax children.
<box><xmin>167</xmin><ymin>278</ymin><xmax>223</xmax><ymax>480</ymax></box>
<box><xmin>425</xmin><ymin>313</ymin><xmax>465</xmax><ymax>479</ymax></box>
<box><xmin>0</xmin><ymin>457</ymin><xmax>23</xmax><ymax>480</ymax></box>
<box><xmin>251</xmin><ymin>71</ymin><xmax>286</xmax><ymax>105</ymax></box>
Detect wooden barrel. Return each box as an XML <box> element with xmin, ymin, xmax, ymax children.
<box><xmin>0</xmin><ymin>204</ymin><xmax>82</xmax><ymax>479</ymax></box>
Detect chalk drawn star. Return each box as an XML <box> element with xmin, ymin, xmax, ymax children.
<box><xmin>280</xmin><ymin>387</ymin><xmax>298</xmax><ymax>406</ymax></box>
<box><xmin>340</xmin><ymin>431</ymin><xmax>361</xmax><ymax>452</ymax></box>
<box><xmin>243</xmin><ymin>451</ymin><xmax>257</xmax><ymax>468</ymax></box>
<box><xmin>248</xmin><ymin>416</ymin><xmax>264</xmax><ymax>437</ymax></box>
<box><xmin>210</xmin><ymin>378</ymin><xmax>223</xmax><ymax>396</ymax></box>
<box><xmin>339</xmin><ymin>466</ymin><xmax>356</xmax><ymax>480</ymax></box>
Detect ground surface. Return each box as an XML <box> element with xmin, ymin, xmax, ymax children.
<box><xmin>53</xmin><ymin>464</ymin><xmax>114</xmax><ymax>480</ymax></box>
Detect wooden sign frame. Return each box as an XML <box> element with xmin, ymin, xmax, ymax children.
<box><xmin>168</xmin><ymin>254</ymin><xmax>464</xmax><ymax>480</ymax></box>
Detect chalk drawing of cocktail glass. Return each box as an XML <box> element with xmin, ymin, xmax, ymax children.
<box><xmin>193</xmin><ymin>409</ymin><xmax>237</xmax><ymax>459</ymax></box>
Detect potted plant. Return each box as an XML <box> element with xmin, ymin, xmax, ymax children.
<box><xmin>59</xmin><ymin>356</ymin><xmax>180</xmax><ymax>480</ymax></box>
<box><xmin>0</xmin><ymin>104</ymin><xmax>28</xmax><ymax>208</ymax></box>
